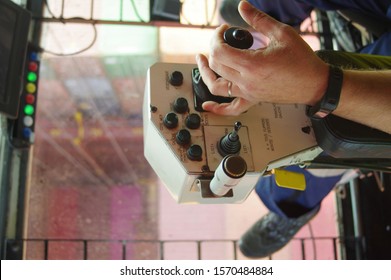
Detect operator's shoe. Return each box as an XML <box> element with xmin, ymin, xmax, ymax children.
<box><xmin>238</xmin><ymin>206</ymin><xmax>320</xmax><ymax>258</ymax></box>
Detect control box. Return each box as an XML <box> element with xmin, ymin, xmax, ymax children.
<box><xmin>143</xmin><ymin>62</ymin><xmax>322</xmax><ymax>204</ymax></box>
<box><xmin>10</xmin><ymin>47</ymin><xmax>40</xmax><ymax>148</ymax></box>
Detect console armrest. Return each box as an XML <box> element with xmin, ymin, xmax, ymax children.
<box><xmin>313</xmin><ymin>51</ymin><xmax>391</xmax><ymax>159</ymax></box>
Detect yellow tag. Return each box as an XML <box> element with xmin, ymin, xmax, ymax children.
<box><xmin>273</xmin><ymin>169</ymin><xmax>306</xmax><ymax>191</ymax></box>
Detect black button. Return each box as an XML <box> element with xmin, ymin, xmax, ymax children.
<box><xmin>187</xmin><ymin>144</ymin><xmax>202</xmax><ymax>161</ymax></box>
<box><xmin>173</xmin><ymin>97</ymin><xmax>189</xmax><ymax>114</ymax></box>
<box><xmin>169</xmin><ymin>71</ymin><xmax>183</xmax><ymax>86</ymax></box>
<box><xmin>163</xmin><ymin>112</ymin><xmax>178</xmax><ymax>129</ymax></box>
<box><xmin>176</xmin><ymin>129</ymin><xmax>191</xmax><ymax>146</ymax></box>
<box><xmin>185</xmin><ymin>113</ymin><xmax>201</xmax><ymax>129</ymax></box>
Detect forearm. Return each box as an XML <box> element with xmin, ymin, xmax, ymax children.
<box><xmin>333</xmin><ymin>70</ymin><xmax>391</xmax><ymax>134</ymax></box>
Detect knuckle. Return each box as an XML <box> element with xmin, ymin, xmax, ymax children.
<box><xmin>209</xmin><ymin>83</ymin><xmax>219</xmax><ymax>94</ymax></box>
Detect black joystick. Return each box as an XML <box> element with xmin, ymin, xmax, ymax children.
<box><xmin>223</xmin><ymin>27</ymin><xmax>253</xmax><ymax>49</ymax></box>
<box><xmin>192</xmin><ymin>28</ymin><xmax>253</xmax><ymax>112</ymax></box>
<box><xmin>217</xmin><ymin>122</ymin><xmax>242</xmax><ymax>157</ymax></box>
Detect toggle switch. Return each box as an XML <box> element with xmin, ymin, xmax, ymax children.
<box><xmin>218</xmin><ymin>121</ymin><xmax>242</xmax><ymax>157</ymax></box>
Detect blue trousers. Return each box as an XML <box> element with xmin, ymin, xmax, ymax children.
<box><xmin>249</xmin><ymin>0</ymin><xmax>391</xmax><ymax>55</ymax></box>
<box><xmin>251</xmin><ymin>0</ymin><xmax>391</xmax><ymax>217</ymax></box>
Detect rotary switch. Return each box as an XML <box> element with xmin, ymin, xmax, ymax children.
<box><xmin>169</xmin><ymin>71</ymin><xmax>183</xmax><ymax>86</ymax></box>
<box><xmin>176</xmin><ymin>129</ymin><xmax>191</xmax><ymax>146</ymax></box>
<box><xmin>173</xmin><ymin>97</ymin><xmax>189</xmax><ymax>114</ymax></box>
<box><xmin>163</xmin><ymin>112</ymin><xmax>178</xmax><ymax>129</ymax></box>
<box><xmin>185</xmin><ymin>113</ymin><xmax>201</xmax><ymax>129</ymax></box>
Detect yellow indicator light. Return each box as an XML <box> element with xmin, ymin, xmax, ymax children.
<box><xmin>26</xmin><ymin>83</ymin><xmax>36</xmax><ymax>93</ymax></box>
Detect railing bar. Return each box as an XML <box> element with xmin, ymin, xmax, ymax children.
<box><xmin>197</xmin><ymin>241</ymin><xmax>201</xmax><ymax>260</ymax></box>
<box><xmin>122</xmin><ymin>240</ymin><xmax>127</xmax><ymax>260</ymax></box>
<box><xmin>301</xmin><ymin>239</ymin><xmax>306</xmax><ymax>260</ymax></box>
<box><xmin>61</xmin><ymin>0</ymin><xmax>65</xmax><ymax>19</ymax></box>
<box><xmin>159</xmin><ymin>241</ymin><xmax>164</xmax><ymax>260</ymax></box>
<box><xmin>90</xmin><ymin>0</ymin><xmax>94</xmax><ymax>21</ymax></box>
<box><xmin>233</xmin><ymin>240</ymin><xmax>238</xmax><ymax>260</ymax></box>
<box><xmin>120</xmin><ymin>0</ymin><xmax>123</xmax><ymax>21</ymax></box>
<box><xmin>83</xmin><ymin>240</ymin><xmax>88</xmax><ymax>260</ymax></box>
<box><xmin>332</xmin><ymin>237</ymin><xmax>338</xmax><ymax>260</ymax></box>
<box><xmin>44</xmin><ymin>239</ymin><xmax>49</xmax><ymax>260</ymax></box>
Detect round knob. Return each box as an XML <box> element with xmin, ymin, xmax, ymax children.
<box><xmin>223</xmin><ymin>27</ymin><xmax>253</xmax><ymax>49</ymax></box>
<box><xmin>176</xmin><ymin>129</ymin><xmax>191</xmax><ymax>146</ymax></box>
<box><xmin>163</xmin><ymin>112</ymin><xmax>178</xmax><ymax>129</ymax></box>
<box><xmin>169</xmin><ymin>71</ymin><xmax>183</xmax><ymax>86</ymax></box>
<box><xmin>187</xmin><ymin>144</ymin><xmax>203</xmax><ymax>161</ymax></box>
<box><xmin>185</xmin><ymin>113</ymin><xmax>201</xmax><ymax>129</ymax></box>
<box><xmin>173</xmin><ymin>97</ymin><xmax>189</xmax><ymax>114</ymax></box>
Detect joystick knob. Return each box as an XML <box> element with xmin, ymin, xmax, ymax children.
<box><xmin>223</xmin><ymin>27</ymin><xmax>253</xmax><ymax>49</ymax></box>
<box><xmin>218</xmin><ymin>122</ymin><xmax>242</xmax><ymax>157</ymax></box>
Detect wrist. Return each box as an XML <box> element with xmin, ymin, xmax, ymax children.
<box><xmin>306</xmin><ymin>61</ymin><xmax>330</xmax><ymax>106</ymax></box>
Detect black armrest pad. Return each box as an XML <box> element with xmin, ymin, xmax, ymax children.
<box><xmin>313</xmin><ymin>51</ymin><xmax>391</xmax><ymax>159</ymax></box>
<box><xmin>312</xmin><ymin>115</ymin><xmax>391</xmax><ymax>158</ymax></box>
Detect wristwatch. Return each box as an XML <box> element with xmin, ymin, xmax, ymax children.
<box><xmin>306</xmin><ymin>65</ymin><xmax>344</xmax><ymax>119</ymax></box>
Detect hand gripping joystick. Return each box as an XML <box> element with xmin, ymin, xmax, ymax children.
<box><xmin>192</xmin><ymin>28</ymin><xmax>254</xmax><ymax>112</ymax></box>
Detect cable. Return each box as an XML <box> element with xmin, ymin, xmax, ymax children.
<box><xmin>36</xmin><ymin>22</ymin><xmax>97</xmax><ymax>56</ymax></box>
<box><xmin>180</xmin><ymin>0</ymin><xmax>217</xmax><ymax>26</ymax></box>
<box><xmin>129</xmin><ymin>0</ymin><xmax>146</xmax><ymax>23</ymax></box>
<box><xmin>36</xmin><ymin>0</ymin><xmax>98</xmax><ymax>56</ymax></box>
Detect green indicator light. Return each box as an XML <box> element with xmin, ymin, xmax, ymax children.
<box><xmin>27</xmin><ymin>72</ymin><xmax>37</xmax><ymax>82</ymax></box>
<box><xmin>24</xmin><ymin>104</ymin><xmax>34</xmax><ymax>115</ymax></box>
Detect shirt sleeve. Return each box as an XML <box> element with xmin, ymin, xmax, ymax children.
<box><xmin>248</xmin><ymin>0</ymin><xmax>314</xmax><ymax>26</ymax></box>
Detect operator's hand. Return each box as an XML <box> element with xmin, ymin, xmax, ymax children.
<box><xmin>196</xmin><ymin>0</ymin><xmax>329</xmax><ymax>116</ymax></box>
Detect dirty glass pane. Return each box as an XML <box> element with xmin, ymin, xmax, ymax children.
<box><xmin>25</xmin><ymin>52</ymin><xmax>159</xmax><ymax>259</ymax></box>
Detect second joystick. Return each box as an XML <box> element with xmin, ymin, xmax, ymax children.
<box><xmin>218</xmin><ymin>122</ymin><xmax>242</xmax><ymax>157</ymax></box>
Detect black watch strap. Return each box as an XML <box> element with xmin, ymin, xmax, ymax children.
<box><xmin>306</xmin><ymin>65</ymin><xmax>344</xmax><ymax>119</ymax></box>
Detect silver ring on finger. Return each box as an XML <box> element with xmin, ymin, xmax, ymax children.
<box><xmin>227</xmin><ymin>81</ymin><xmax>232</xmax><ymax>97</ymax></box>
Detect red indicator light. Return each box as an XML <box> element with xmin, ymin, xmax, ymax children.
<box><xmin>28</xmin><ymin>61</ymin><xmax>38</xmax><ymax>72</ymax></box>
<box><xmin>25</xmin><ymin>94</ymin><xmax>35</xmax><ymax>104</ymax></box>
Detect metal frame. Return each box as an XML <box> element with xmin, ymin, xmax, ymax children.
<box><xmin>4</xmin><ymin>236</ymin><xmax>359</xmax><ymax>260</ymax></box>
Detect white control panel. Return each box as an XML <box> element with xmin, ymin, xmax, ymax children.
<box><xmin>143</xmin><ymin>62</ymin><xmax>321</xmax><ymax>204</ymax></box>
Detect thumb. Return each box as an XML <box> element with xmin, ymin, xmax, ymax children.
<box><xmin>238</xmin><ymin>1</ymin><xmax>283</xmax><ymax>37</ymax></box>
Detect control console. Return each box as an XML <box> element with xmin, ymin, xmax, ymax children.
<box><xmin>143</xmin><ymin>28</ymin><xmax>323</xmax><ymax>204</ymax></box>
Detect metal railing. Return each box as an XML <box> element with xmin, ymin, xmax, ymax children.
<box><xmin>4</xmin><ymin>236</ymin><xmax>365</xmax><ymax>260</ymax></box>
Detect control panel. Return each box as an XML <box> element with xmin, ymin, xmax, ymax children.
<box><xmin>10</xmin><ymin>46</ymin><xmax>40</xmax><ymax>148</ymax></box>
<box><xmin>143</xmin><ymin>27</ymin><xmax>322</xmax><ymax>204</ymax></box>
<box><xmin>143</xmin><ymin>62</ymin><xmax>322</xmax><ymax>204</ymax></box>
